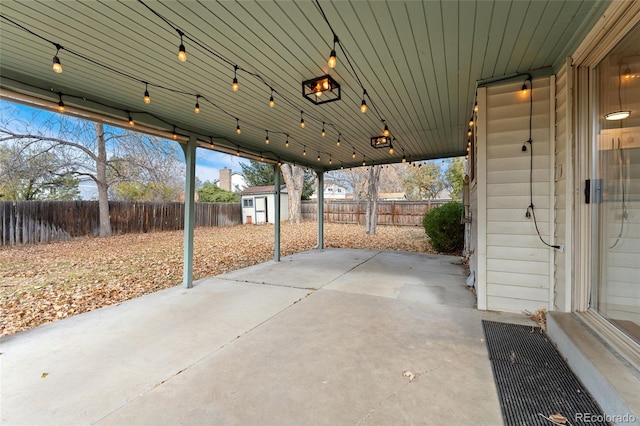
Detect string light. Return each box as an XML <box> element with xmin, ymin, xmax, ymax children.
<box><xmin>388</xmin><ymin>144</ymin><xmax>394</xmax><ymax>155</ymax></box>
<box><xmin>285</xmin><ymin>134</ymin><xmax>289</xmax><ymax>148</ymax></box>
<box><xmin>469</xmin><ymin>117</ymin><xmax>474</xmax><ymax>127</ymax></box>
<box><xmin>467</xmin><ymin>128</ymin><xmax>472</xmax><ymax>137</ymax></box>
<box><xmin>269</xmin><ymin>89</ymin><xmax>275</xmax><ymax>107</ymax></box>
<box><xmin>521</xmin><ymin>81</ymin><xmax>528</xmax><ymax>96</ymax></box>
<box><xmin>352</xmin><ymin>149</ymin><xmax>356</xmax><ymax>159</ymax></box>
<box><xmin>300</xmin><ymin>111</ymin><xmax>305</xmax><ymax>128</ymax></box>
<box><xmin>336</xmin><ymin>133</ymin><xmax>341</xmax><ymax>147</ymax></box>
<box><xmin>340</xmin><ymin>163</ymin><xmax>344</xmax><ymax>170</ymax></box>
<box><xmin>362</xmin><ymin>156</ymin><xmax>366</xmax><ymax>166</ymax></box>
<box><xmin>52</xmin><ymin>44</ymin><xmax>62</xmax><ymax>73</ymax></box>
<box><xmin>127</xmin><ymin>112</ymin><xmax>134</xmax><ymax>126</ymax></box>
<box><xmin>210</xmin><ymin>137</ymin><xmax>214</xmax><ymax>148</ymax></box>
<box><xmin>194</xmin><ymin>95</ymin><xmax>200</xmax><ymax>114</ymax></box>
<box><xmin>172</xmin><ymin>126</ymin><xmax>177</xmax><ymax>140</ymax></box>
<box><xmin>360</xmin><ymin>90</ymin><xmax>367</xmax><ymax>113</ymax></box>
<box><xmin>327</xmin><ymin>35</ymin><xmax>338</xmax><ymax>68</ymax></box>
<box><xmin>474</xmin><ymin>101</ymin><xmax>478</xmax><ymax>112</ymax></box>
<box><xmin>303</xmin><ymin>146</ymin><xmax>307</xmax><ymax>156</ymax></box>
<box><xmin>321</xmin><ymin>122</ymin><xmax>326</xmax><ymax>137</ymax></box>
<box><xmin>402</xmin><ymin>154</ymin><xmax>406</xmax><ymax>163</ymax></box>
<box><xmin>236</xmin><ymin>118</ymin><xmax>241</xmax><ymax>134</ymax></box>
<box><xmin>329</xmin><ymin>155</ymin><xmax>332</xmax><ymax>165</ymax></box>
<box><xmin>260</xmin><ymin>152</ymin><xmax>264</xmax><ymax>161</ymax></box>
<box><xmin>236</xmin><ymin>146</ymin><xmax>240</xmax><ymax>156</ymax></box>
<box><xmin>265</xmin><ymin>130</ymin><xmax>269</xmax><ymax>144</ymax></box>
<box><xmin>57</xmin><ymin>94</ymin><xmax>65</xmax><ymax>113</ymax></box>
<box><xmin>317</xmin><ymin>152</ymin><xmax>321</xmax><ymax>162</ymax></box>
<box><xmin>382</xmin><ymin>121</ymin><xmax>390</xmax><ymax>137</ymax></box>
<box><xmin>232</xmin><ymin>65</ymin><xmax>239</xmax><ymax>91</ymax></box>
<box><xmin>177</xmin><ymin>31</ymin><xmax>187</xmax><ymax>62</ymax></box>
<box><xmin>277</xmin><ymin>159</ymin><xmax>282</xmax><ymax>167</ymax></box>
<box><xmin>143</xmin><ymin>82</ymin><xmax>151</xmax><ymax>104</ymax></box>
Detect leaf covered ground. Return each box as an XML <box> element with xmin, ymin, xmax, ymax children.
<box><xmin>1</xmin><ymin>223</ymin><xmax>434</xmax><ymax>336</ymax></box>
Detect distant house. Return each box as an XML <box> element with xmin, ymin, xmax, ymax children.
<box><xmin>240</xmin><ymin>185</ymin><xmax>288</xmax><ymax>225</ymax></box>
<box><xmin>309</xmin><ymin>182</ymin><xmax>347</xmax><ymax>200</ymax></box>
<box><xmin>378</xmin><ymin>192</ymin><xmax>407</xmax><ymax>201</ymax></box>
<box><xmin>215</xmin><ymin>168</ymin><xmax>246</xmax><ymax>192</ymax></box>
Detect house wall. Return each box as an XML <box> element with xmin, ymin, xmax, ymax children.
<box><xmin>553</xmin><ymin>62</ymin><xmax>574</xmax><ymax>312</ymax></box>
<box><xmin>473</xmin><ymin>77</ymin><xmax>554</xmax><ymax>313</ymax></box>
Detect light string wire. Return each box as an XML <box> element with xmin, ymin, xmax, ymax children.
<box><xmin>523</xmin><ymin>77</ymin><xmax>560</xmax><ymax>250</ymax></box>
<box><xmin>0</xmin><ymin>9</ymin><xmax>369</xmax><ymax>167</ymax></box>
<box><xmin>136</xmin><ymin>0</ymin><xmax>369</xmax><ymax>161</ymax></box>
<box><xmin>311</xmin><ymin>0</ymin><xmax>405</xmax><ymax>157</ymax></box>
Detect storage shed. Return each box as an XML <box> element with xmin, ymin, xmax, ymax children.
<box><xmin>240</xmin><ymin>185</ymin><xmax>288</xmax><ymax>225</ymax></box>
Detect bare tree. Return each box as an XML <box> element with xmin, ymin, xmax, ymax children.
<box><xmin>280</xmin><ymin>163</ymin><xmax>305</xmax><ymax>224</ymax></box>
<box><xmin>0</xmin><ymin>106</ymin><xmax>184</xmax><ymax>236</ymax></box>
<box><xmin>365</xmin><ymin>165</ymin><xmax>382</xmax><ymax>235</ymax></box>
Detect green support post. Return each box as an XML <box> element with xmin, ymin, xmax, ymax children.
<box><xmin>274</xmin><ymin>164</ymin><xmax>281</xmax><ymax>262</ymax></box>
<box><xmin>181</xmin><ymin>136</ymin><xmax>197</xmax><ymax>288</ymax></box>
<box><xmin>317</xmin><ymin>170</ymin><xmax>324</xmax><ymax>249</ymax></box>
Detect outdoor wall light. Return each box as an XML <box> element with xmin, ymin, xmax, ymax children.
<box><xmin>302</xmin><ymin>74</ymin><xmax>341</xmax><ymax>105</ymax></box>
<box><xmin>605</xmin><ymin>110</ymin><xmax>631</xmax><ymax>120</ymax></box>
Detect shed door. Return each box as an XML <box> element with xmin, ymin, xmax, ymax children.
<box><xmin>255</xmin><ymin>196</ymin><xmax>267</xmax><ymax>224</ymax></box>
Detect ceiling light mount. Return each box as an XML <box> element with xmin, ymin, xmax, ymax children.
<box><xmin>302</xmin><ymin>74</ymin><xmax>341</xmax><ymax>105</ymax></box>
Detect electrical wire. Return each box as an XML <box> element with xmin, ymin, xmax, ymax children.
<box><xmin>0</xmin><ymin>11</ymin><xmax>369</xmax><ymax>167</ymax></box>
<box><xmin>524</xmin><ymin>77</ymin><xmax>560</xmax><ymax>250</ymax></box>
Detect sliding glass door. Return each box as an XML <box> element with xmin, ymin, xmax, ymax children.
<box><xmin>592</xmin><ymin>23</ymin><xmax>640</xmax><ymax>343</ymax></box>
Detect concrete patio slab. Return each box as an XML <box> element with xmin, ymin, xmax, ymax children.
<box><xmin>0</xmin><ymin>248</ymin><xmax>533</xmax><ymax>425</ymax></box>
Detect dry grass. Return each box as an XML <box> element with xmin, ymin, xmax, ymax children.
<box><xmin>1</xmin><ymin>222</ymin><xmax>433</xmax><ymax>336</ymax></box>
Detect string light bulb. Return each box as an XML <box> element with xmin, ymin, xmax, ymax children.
<box><xmin>336</xmin><ymin>133</ymin><xmax>341</xmax><ymax>147</ymax></box>
<box><xmin>321</xmin><ymin>122</ymin><xmax>326</xmax><ymax>137</ymax></box>
<box><xmin>52</xmin><ymin>45</ymin><xmax>63</xmax><ymax>73</ymax></box>
<box><xmin>236</xmin><ymin>147</ymin><xmax>240</xmax><ymax>156</ymax></box>
<box><xmin>327</xmin><ymin>35</ymin><xmax>338</xmax><ymax>68</ymax></box>
<box><xmin>143</xmin><ymin>83</ymin><xmax>151</xmax><ymax>104</ymax></box>
<box><xmin>329</xmin><ymin>155</ymin><xmax>332</xmax><ymax>165</ymax></box>
<box><xmin>300</xmin><ymin>111</ymin><xmax>305</xmax><ymax>128</ymax></box>
<box><xmin>389</xmin><ymin>145</ymin><xmax>394</xmax><ymax>155</ymax></box>
<box><xmin>362</xmin><ymin>157</ymin><xmax>366</xmax><ymax>167</ymax></box>
<box><xmin>57</xmin><ymin>94</ymin><xmax>65</xmax><ymax>113</ymax></box>
<box><xmin>260</xmin><ymin>152</ymin><xmax>264</xmax><ymax>162</ymax></box>
<box><xmin>172</xmin><ymin>126</ymin><xmax>178</xmax><ymax>140</ymax></box>
<box><xmin>232</xmin><ymin>65</ymin><xmax>239</xmax><ymax>91</ymax></box>
<box><xmin>474</xmin><ymin>101</ymin><xmax>478</xmax><ymax>112</ymax></box>
<box><xmin>352</xmin><ymin>150</ymin><xmax>356</xmax><ymax>159</ymax></box>
<box><xmin>269</xmin><ymin>89</ymin><xmax>275</xmax><ymax>107</ymax></box>
<box><xmin>177</xmin><ymin>31</ymin><xmax>187</xmax><ymax>62</ymax></box>
<box><xmin>285</xmin><ymin>134</ymin><xmax>289</xmax><ymax>148</ymax></box>
<box><xmin>236</xmin><ymin>118</ymin><xmax>241</xmax><ymax>134</ymax></box>
<box><xmin>194</xmin><ymin>96</ymin><xmax>200</xmax><ymax>114</ymax></box>
<box><xmin>467</xmin><ymin>128</ymin><xmax>472</xmax><ymax>137</ymax></box>
<box><xmin>265</xmin><ymin>130</ymin><xmax>270</xmax><ymax>145</ymax></box>
<box><xmin>382</xmin><ymin>121</ymin><xmax>390</xmax><ymax>137</ymax></box>
<box><xmin>127</xmin><ymin>113</ymin><xmax>134</xmax><ymax>126</ymax></box>
<box><xmin>402</xmin><ymin>155</ymin><xmax>406</xmax><ymax>163</ymax></box>
<box><xmin>469</xmin><ymin>117</ymin><xmax>474</xmax><ymax>127</ymax></box>
<box><xmin>317</xmin><ymin>153</ymin><xmax>321</xmax><ymax>162</ymax></box>
<box><xmin>303</xmin><ymin>146</ymin><xmax>307</xmax><ymax>156</ymax></box>
<box><xmin>521</xmin><ymin>81</ymin><xmax>529</xmax><ymax>96</ymax></box>
<box><xmin>360</xmin><ymin>90</ymin><xmax>368</xmax><ymax>113</ymax></box>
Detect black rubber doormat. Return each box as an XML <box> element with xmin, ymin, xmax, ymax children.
<box><xmin>482</xmin><ymin>320</ymin><xmax>607</xmax><ymax>426</ymax></box>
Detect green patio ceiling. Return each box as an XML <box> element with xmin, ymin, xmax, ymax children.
<box><xmin>0</xmin><ymin>0</ymin><xmax>607</xmax><ymax>170</ymax></box>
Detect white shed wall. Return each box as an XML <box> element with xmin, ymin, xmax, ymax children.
<box><xmin>241</xmin><ymin>193</ymin><xmax>289</xmax><ymax>224</ymax></box>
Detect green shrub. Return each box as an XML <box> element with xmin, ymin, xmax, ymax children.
<box><xmin>422</xmin><ymin>201</ymin><xmax>464</xmax><ymax>254</ymax></box>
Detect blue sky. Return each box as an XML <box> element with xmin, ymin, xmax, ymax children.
<box><xmin>1</xmin><ymin>100</ymin><xmax>249</xmax><ymax>199</ymax></box>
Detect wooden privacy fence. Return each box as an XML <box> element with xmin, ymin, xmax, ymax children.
<box><xmin>301</xmin><ymin>200</ymin><xmax>447</xmax><ymax>226</ymax></box>
<box><xmin>0</xmin><ymin>201</ymin><xmax>241</xmax><ymax>247</ymax></box>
